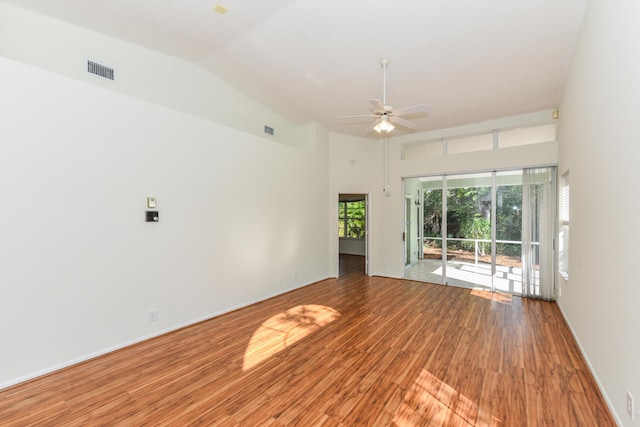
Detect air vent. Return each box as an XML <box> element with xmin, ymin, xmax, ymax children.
<box><xmin>264</xmin><ymin>125</ymin><xmax>275</xmax><ymax>136</ymax></box>
<box><xmin>87</xmin><ymin>60</ymin><xmax>115</xmax><ymax>81</ymax></box>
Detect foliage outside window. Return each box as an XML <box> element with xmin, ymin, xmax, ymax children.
<box><xmin>339</xmin><ymin>200</ymin><xmax>366</xmax><ymax>239</ymax></box>
<box><xmin>423</xmin><ymin>183</ymin><xmax>525</xmax><ymax>258</ymax></box>
<box><xmin>446</xmin><ymin>186</ymin><xmax>492</xmax><ymax>254</ymax></box>
<box><xmin>496</xmin><ymin>185</ymin><xmax>524</xmax><ymax>258</ymax></box>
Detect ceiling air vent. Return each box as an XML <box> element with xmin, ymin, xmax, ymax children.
<box><xmin>87</xmin><ymin>60</ymin><xmax>115</xmax><ymax>81</ymax></box>
<box><xmin>264</xmin><ymin>125</ymin><xmax>275</xmax><ymax>136</ymax></box>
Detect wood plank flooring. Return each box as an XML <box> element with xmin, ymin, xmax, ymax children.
<box><xmin>339</xmin><ymin>254</ymin><xmax>366</xmax><ymax>277</ymax></box>
<box><xmin>0</xmin><ymin>255</ymin><xmax>615</xmax><ymax>426</ymax></box>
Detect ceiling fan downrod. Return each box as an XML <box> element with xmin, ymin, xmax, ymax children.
<box><xmin>380</xmin><ymin>57</ymin><xmax>389</xmax><ymax>106</ymax></box>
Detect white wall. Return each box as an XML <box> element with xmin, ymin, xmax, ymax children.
<box><xmin>328</xmin><ymin>133</ymin><xmax>382</xmax><ymax>276</ymax></box>
<box><xmin>0</xmin><ymin>3</ymin><xmax>307</xmax><ymax>147</ymax></box>
<box><xmin>338</xmin><ymin>239</ymin><xmax>365</xmax><ymax>256</ymax></box>
<box><xmin>558</xmin><ymin>1</ymin><xmax>640</xmax><ymax>424</ymax></box>
<box><xmin>0</xmin><ymin>54</ymin><xmax>330</xmax><ymax>387</ymax></box>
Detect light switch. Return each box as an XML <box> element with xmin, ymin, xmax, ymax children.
<box><xmin>145</xmin><ymin>211</ymin><xmax>159</xmax><ymax>222</ymax></box>
<box><xmin>147</xmin><ymin>197</ymin><xmax>156</xmax><ymax>208</ymax></box>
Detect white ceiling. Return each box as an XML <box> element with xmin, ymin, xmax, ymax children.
<box><xmin>3</xmin><ymin>0</ymin><xmax>588</xmax><ymax>137</ymax></box>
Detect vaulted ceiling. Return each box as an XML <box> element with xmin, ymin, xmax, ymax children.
<box><xmin>2</xmin><ymin>0</ymin><xmax>588</xmax><ymax>136</ymax></box>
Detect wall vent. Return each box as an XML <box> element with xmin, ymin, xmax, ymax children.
<box><xmin>264</xmin><ymin>125</ymin><xmax>275</xmax><ymax>136</ymax></box>
<box><xmin>87</xmin><ymin>60</ymin><xmax>115</xmax><ymax>81</ymax></box>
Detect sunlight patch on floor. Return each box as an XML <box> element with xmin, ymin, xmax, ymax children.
<box><xmin>470</xmin><ymin>288</ymin><xmax>513</xmax><ymax>305</ymax></box>
<box><xmin>392</xmin><ymin>369</ymin><xmax>502</xmax><ymax>426</ymax></box>
<box><xmin>406</xmin><ymin>258</ymin><xmax>525</xmax><ymax>294</ymax></box>
<box><xmin>242</xmin><ymin>304</ymin><xmax>340</xmax><ymax>371</ymax></box>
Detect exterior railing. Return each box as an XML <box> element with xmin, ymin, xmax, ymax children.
<box><xmin>421</xmin><ymin>237</ymin><xmax>539</xmax><ymax>265</ymax></box>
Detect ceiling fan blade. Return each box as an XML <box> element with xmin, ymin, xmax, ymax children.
<box><xmin>340</xmin><ymin>114</ymin><xmax>378</xmax><ymax>119</ymax></box>
<box><xmin>390</xmin><ymin>115</ymin><xmax>417</xmax><ymax>130</ymax></box>
<box><xmin>369</xmin><ymin>99</ymin><xmax>385</xmax><ymax>114</ymax></box>
<box><xmin>393</xmin><ymin>104</ymin><xmax>429</xmax><ymax>116</ymax></box>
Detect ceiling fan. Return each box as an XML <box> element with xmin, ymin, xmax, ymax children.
<box><xmin>341</xmin><ymin>57</ymin><xmax>429</xmax><ymax>134</ymax></box>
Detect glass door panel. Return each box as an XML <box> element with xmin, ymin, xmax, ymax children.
<box><xmin>419</xmin><ymin>179</ymin><xmax>444</xmax><ymax>284</ymax></box>
<box><xmin>445</xmin><ymin>173</ymin><xmax>493</xmax><ymax>289</ymax></box>
<box><xmin>495</xmin><ymin>171</ymin><xmax>524</xmax><ymax>294</ymax></box>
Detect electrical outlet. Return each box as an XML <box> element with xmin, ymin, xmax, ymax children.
<box><xmin>147</xmin><ymin>308</ymin><xmax>157</xmax><ymax>323</ymax></box>
<box><xmin>627</xmin><ymin>391</ymin><xmax>635</xmax><ymax>420</ymax></box>
<box><xmin>293</xmin><ymin>272</ymin><xmax>299</xmax><ymax>280</ymax></box>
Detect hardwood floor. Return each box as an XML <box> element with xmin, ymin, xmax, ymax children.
<box><xmin>339</xmin><ymin>254</ymin><xmax>365</xmax><ymax>277</ymax></box>
<box><xmin>0</xmin><ymin>257</ymin><xmax>615</xmax><ymax>426</ymax></box>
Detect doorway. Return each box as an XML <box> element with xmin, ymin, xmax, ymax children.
<box><xmin>338</xmin><ymin>194</ymin><xmax>368</xmax><ymax>277</ymax></box>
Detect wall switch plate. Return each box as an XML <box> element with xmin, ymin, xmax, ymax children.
<box><xmin>147</xmin><ymin>197</ymin><xmax>156</xmax><ymax>208</ymax></box>
<box><xmin>145</xmin><ymin>211</ymin><xmax>159</xmax><ymax>222</ymax></box>
<box><xmin>627</xmin><ymin>391</ymin><xmax>634</xmax><ymax>420</ymax></box>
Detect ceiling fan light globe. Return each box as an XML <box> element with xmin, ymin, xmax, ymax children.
<box><xmin>374</xmin><ymin>120</ymin><xmax>395</xmax><ymax>133</ymax></box>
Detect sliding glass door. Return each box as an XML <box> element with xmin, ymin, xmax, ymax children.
<box><xmin>404</xmin><ymin>167</ymin><xmax>556</xmax><ymax>299</ymax></box>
